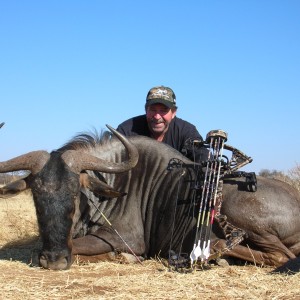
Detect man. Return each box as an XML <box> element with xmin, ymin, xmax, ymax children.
<box><xmin>117</xmin><ymin>86</ymin><xmax>207</xmax><ymax>162</ymax></box>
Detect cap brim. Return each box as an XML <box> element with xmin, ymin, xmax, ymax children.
<box><xmin>146</xmin><ymin>98</ymin><xmax>175</xmax><ymax>109</ymax></box>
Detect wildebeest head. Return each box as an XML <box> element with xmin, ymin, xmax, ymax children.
<box><xmin>0</xmin><ymin>125</ymin><xmax>139</xmax><ymax>270</ymax></box>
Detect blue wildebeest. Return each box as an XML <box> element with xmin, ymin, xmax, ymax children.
<box><xmin>1</xmin><ymin>126</ymin><xmax>300</xmax><ymax>270</ymax></box>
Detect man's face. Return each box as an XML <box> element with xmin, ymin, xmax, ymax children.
<box><xmin>146</xmin><ymin>103</ymin><xmax>176</xmax><ymax>138</ymax></box>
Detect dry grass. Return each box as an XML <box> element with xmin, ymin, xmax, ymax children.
<box><xmin>2</xmin><ymin>259</ymin><xmax>300</xmax><ymax>300</ymax></box>
<box><xmin>1</xmin><ymin>192</ymin><xmax>300</xmax><ymax>299</ymax></box>
<box><xmin>0</xmin><ymin>190</ymin><xmax>39</xmax><ymax>245</ymax></box>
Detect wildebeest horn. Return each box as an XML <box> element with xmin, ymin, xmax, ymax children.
<box><xmin>0</xmin><ymin>151</ymin><xmax>50</xmax><ymax>175</ymax></box>
<box><xmin>61</xmin><ymin>125</ymin><xmax>139</xmax><ymax>173</ymax></box>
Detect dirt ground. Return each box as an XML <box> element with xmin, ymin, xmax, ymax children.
<box><xmin>1</xmin><ymin>192</ymin><xmax>300</xmax><ymax>300</ymax></box>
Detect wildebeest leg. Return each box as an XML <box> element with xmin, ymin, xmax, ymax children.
<box><xmin>72</xmin><ymin>235</ymin><xmax>117</xmax><ymax>255</ymax></box>
<box><xmin>73</xmin><ymin>252</ymin><xmax>142</xmax><ymax>264</ymax></box>
<box><xmin>212</xmin><ymin>234</ymin><xmax>297</xmax><ymax>267</ymax></box>
<box><xmin>72</xmin><ymin>233</ymin><xmax>144</xmax><ymax>264</ymax></box>
<box><xmin>72</xmin><ymin>228</ymin><xmax>145</xmax><ymax>260</ymax></box>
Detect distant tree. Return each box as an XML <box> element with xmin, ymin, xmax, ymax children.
<box><xmin>259</xmin><ymin>164</ymin><xmax>300</xmax><ymax>192</ymax></box>
<box><xmin>259</xmin><ymin>169</ymin><xmax>285</xmax><ymax>179</ymax></box>
<box><xmin>287</xmin><ymin>163</ymin><xmax>300</xmax><ymax>192</ymax></box>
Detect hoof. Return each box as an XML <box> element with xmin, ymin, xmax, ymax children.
<box><xmin>115</xmin><ymin>252</ymin><xmax>144</xmax><ymax>264</ymax></box>
<box><xmin>215</xmin><ymin>258</ymin><xmax>230</xmax><ymax>267</ymax></box>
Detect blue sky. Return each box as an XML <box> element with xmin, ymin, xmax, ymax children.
<box><xmin>0</xmin><ymin>1</ymin><xmax>299</xmax><ymax>174</ymax></box>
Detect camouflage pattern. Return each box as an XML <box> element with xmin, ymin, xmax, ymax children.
<box><xmin>206</xmin><ymin>129</ymin><xmax>228</xmax><ymax>143</ymax></box>
<box><xmin>146</xmin><ymin>86</ymin><xmax>177</xmax><ymax>108</ymax></box>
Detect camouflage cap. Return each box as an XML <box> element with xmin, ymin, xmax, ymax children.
<box><xmin>146</xmin><ymin>86</ymin><xmax>177</xmax><ymax>109</ymax></box>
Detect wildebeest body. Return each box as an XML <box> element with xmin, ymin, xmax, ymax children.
<box><xmin>1</xmin><ymin>129</ymin><xmax>300</xmax><ymax>269</ymax></box>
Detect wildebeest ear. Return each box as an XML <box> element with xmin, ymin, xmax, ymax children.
<box><xmin>79</xmin><ymin>173</ymin><xmax>126</xmax><ymax>198</ymax></box>
<box><xmin>0</xmin><ymin>179</ymin><xmax>28</xmax><ymax>198</ymax></box>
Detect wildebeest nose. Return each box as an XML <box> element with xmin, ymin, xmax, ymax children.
<box><xmin>39</xmin><ymin>252</ymin><xmax>71</xmax><ymax>270</ymax></box>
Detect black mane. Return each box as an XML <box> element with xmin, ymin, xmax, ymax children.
<box><xmin>56</xmin><ymin>129</ymin><xmax>112</xmax><ymax>153</ymax></box>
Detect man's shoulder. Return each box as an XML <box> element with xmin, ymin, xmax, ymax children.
<box><xmin>117</xmin><ymin>114</ymin><xmax>149</xmax><ymax>136</ymax></box>
<box><xmin>170</xmin><ymin>116</ymin><xmax>203</xmax><ymax>141</ymax></box>
<box><xmin>172</xmin><ymin>116</ymin><xmax>197</xmax><ymax>129</ymax></box>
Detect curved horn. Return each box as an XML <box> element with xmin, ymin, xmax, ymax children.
<box><xmin>62</xmin><ymin>125</ymin><xmax>139</xmax><ymax>174</ymax></box>
<box><xmin>0</xmin><ymin>151</ymin><xmax>50</xmax><ymax>175</ymax></box>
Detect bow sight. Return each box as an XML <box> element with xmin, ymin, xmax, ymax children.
<box><xmin>167</xmin><ymin>129</ymin><xmax>256</xmax><ymax>271</ymax></box>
